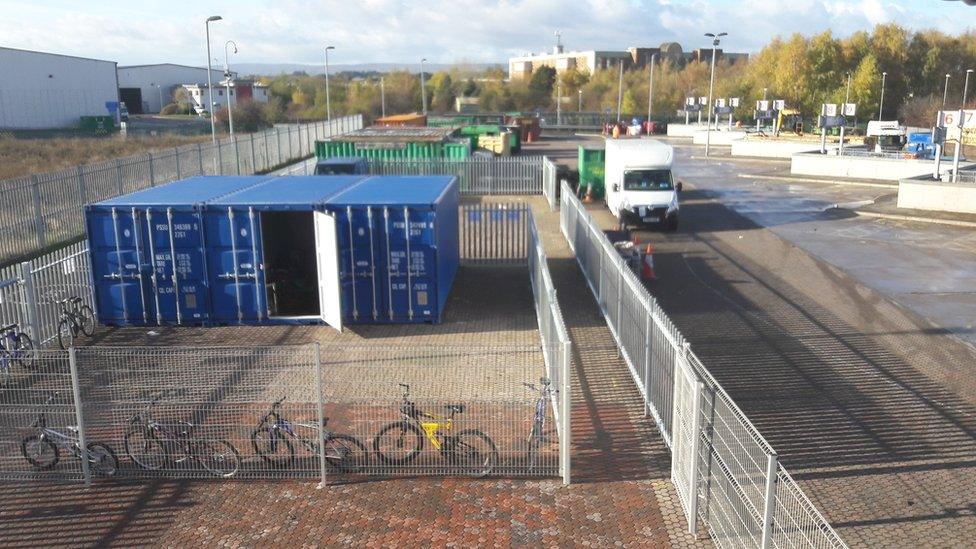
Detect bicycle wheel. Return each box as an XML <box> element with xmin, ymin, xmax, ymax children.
<box><xmin>323</xmin><ymin>434</ymin><xmax>369</xmax><ymax>473</ymax></box>
<box><xmin>56</xmin><ymin>318</ymin><xmax>74</xmax><ymax>350</ymax></box>
<box><xmin>78</xmin><ymin>306</ymin><xmax>96</xmax><ymax>337</ymax></box>
<box><xmin>13</xmin><ymin>333</ymin><xmax>34</xmax><ymax>369</ymax></box>
<box><xmin>196</xmin><ymin>439</ymin><xmax>241</xmax><ymax>478</ymax></box>
<box><xmin>123</xmin><ymin>427</ymin><xmax>167</xmax><ymax>470</ymax></box>
<box><xmin>452</xmin><ymin>429</ymin><xmax>498</xmax><ymax>478</ymax></box>
<box><xmin>372</xmin><ymin>421</ymin><xmax>424</xmax><ymax>465</ymax></box>
<box><xmin>86</xmin><ymin>442</ymin><xmax>119</xmax><ymax>476</ymax></box>
<box><xmin>21</xmin><ymin>435</ymin><xmax>59</xmax><ymax>470</ymax></box>
<box><xmin>251</xmin><ymin>428</ymin><xmax>295</xmax><ymax>468</ymax></box>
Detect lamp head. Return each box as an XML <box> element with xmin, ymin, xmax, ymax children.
<box><xmin>207</xmin><ymin>15</ymin><xmax>222</xmax><ymax>22</ymax></box>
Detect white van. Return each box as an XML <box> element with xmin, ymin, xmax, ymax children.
<box><xmin>605</xmin><ymin>138</ymin><xmax>681</xmax><ymax>231</ymax></box>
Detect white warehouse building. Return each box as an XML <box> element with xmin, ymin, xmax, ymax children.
<box><xmin>181</xmin><ymin>82</ymin><xmax>269</xmax><ymax>115</ymax></box>
<box><xmin>117</xmin><ymin>64</ymin><xmax>237</xmax><ymax>114</ymax></box>
<box><xmin>0</xmin><ymin>47</ymin><xmax>119</xmax><ymax>129</ymax></box>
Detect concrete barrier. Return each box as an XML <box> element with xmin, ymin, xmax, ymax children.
<box><xmin>791</xmin><ymin>151</ymin><xmax>971</xmax><ymax>181</ymax></box>
<box><xmin>692</xmin><ymin>129</ymin><xmax>747</xmax><ymax>145</ymax></box>
<box><xmin>731</xmin><ymin>139</ymin><xmax>825</xmax><ymax>158</ymax></box>
<box><xmin>898</xmin><ymin>176</ymin><xmax>976</xmax><ymax>214</ymax></box>
<box><xmin>666</xmin><ymin>123</ymin><xmax>710</xmax><ymax>138</ymax></box>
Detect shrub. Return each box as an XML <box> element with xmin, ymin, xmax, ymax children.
<box><xmin>160</xmin><ymin>103</ymin><xmax>181</xmax><ymax>115</ymax></box>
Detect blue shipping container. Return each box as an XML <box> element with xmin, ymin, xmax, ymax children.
<box><xmin>86</xmin><ymin>175</ymin><xmax>278</xmax><ymax>326</ymax></box>
<box><xmin>85</xmin><ymin>174</ymin><xmax>460</xmax><ymax>329</ymax></box>
<box><xmin>327</xmin><ymin>175</ymin><xmax>460</xmax><ymax>324</ymax></box>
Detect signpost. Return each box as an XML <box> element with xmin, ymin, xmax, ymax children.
<box><xmin>937</xmin><ymin>109</ymin><xmax>976</xmax><ymax>182</ymax></box>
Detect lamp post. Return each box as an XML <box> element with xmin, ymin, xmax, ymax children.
<box><xmin>205</xmin><ymin>15</ymin><xmax>222</xmax><ymax>173</ymax></box>
<box><xmin>324</xmin><ymin>45</ymin><xmax>335</xmax><ymax>120</ymax></box>
<box><xmin>647</xmin><ymin>53</ymin><xmax>656</xmax><ymax>133</ymax></box>
<box><xmin>704</xmin><ymin>31</ymin><xmax>727</xmax><ymax>157</ymax></box>
<box><xmin>380</xmin><ymin>76</ymin><xmax>386</xmax><ymax>118</ymax></box>
<box><xmin>556</xmin><ymin>76</ymin><xmax>562</xmax><ymax>125</ymax></box>
<box><xmin>964</xmin><ymin>69</ymin><xmax>974</xmax><ymax>108</ymax></box>
<box><xmin>578</xmin><ymin>89</ymin><xmax>582</xmax><ymax>112</ymax></box>
<box><xmin>420</xmin><ymin>58</ymin><xmax>428</xmax><ymax>115</ymax></box>
<box><xmin>844</xmin><ymin>72</ymin><xmax>852</xmax><ymax>105</ymax></box>
<box><xmin>151</xmin><ymin>83</ymin><xmax>163</xmax><ymax>113</ymax></box>
<box><xmin>943</xmin><ymin>73</ymin><xmax>951</xmax><ymax>108</ymax></box>
<box><xmin>763</xmin><ymin>87</ymin><xmax>768</xmax><ymax>101</ymax></box>
<box><xmin>224</xmin><ymin>40</ymin><xmax>238</xmax><ymax>136</ymax></box>
<box><xmin>878</xmin><ymin>71</ymin><xmax>887</xmax><ymax>121</ymax></box>
<box><xmin>616</xmin><ymin>59</ymin><xmax>623</xmax><ymax>122</ymax></box>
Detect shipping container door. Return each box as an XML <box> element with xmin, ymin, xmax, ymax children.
<box><xmin>336</xmin><ymin>206</ymin><xmax>382</xmax><ymax>322</ymax></box>
<box><xmin>88</xmin><ymin>207</ymin><xmax>152</xmax><ymax>325</ymax></box>
<box><xmin>382</xmin><ymin>206</ymin><xmax>438</xmax><ymax>323</ymax></box>
<box><xmin>206</xmin><ymin>207</ymin><xmax>265</xmax><ymax>323</ymax></box>
<box><xmin>313</xmin><ymin>211</ymin><xmax>343</xmax><ymax>331</ymax></box>
<box><xmin>145</xmin><ymin>208</ymin><xmax>209</xmax><ymax>324</ymax></box>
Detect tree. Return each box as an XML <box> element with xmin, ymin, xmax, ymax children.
<box><xmin>429</xmin><ymin>72</ymin><xmax>456</xmax><ymax>112</ymax></box>
<box><xmin>529</xmin><ymin>66</ymin><xmax>557</xmax><ymax>107</ymax></box>
<box><xmin>621</xmin><ymin>89</ymin><xmax>639</xmax><ymax>116</ymax></box>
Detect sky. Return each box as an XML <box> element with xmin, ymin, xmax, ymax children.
<box><xmin>0</xmin><ymin>0</ymin><xmax>973</xmax><ymax>67</ymax></box>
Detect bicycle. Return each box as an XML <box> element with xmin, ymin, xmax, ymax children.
<box><xmin>0</xmin><ymin>323</ymin><xmax>34</xmax><ymax>385</ymax></box>
<box><xmin>20</xmin><ymin>393</ymin><xmax>118</xmax><ymax>476</ymax></box>
<box><xmin>524</xmin><ymin>377</ymin><xmax>556</xmax><ymax>471</ymax></box>
<box><xmin>55</xmin><ymin>297</ymin><xmax>95</xmax><ymax>350</ymax></box>
<box><xmin>372</xmin><ymin>383</ymin><xmax>498</xmax><ymax>477</ymax></box>
<box><xmin>251</xmin><ymin>396</ymin><xmax>368</xmax><ymax>473</ymax></box>
<box><xmin>123</xmin><ymin>393</ymin><xmax>241</xmax><ymax>478</ymax></box>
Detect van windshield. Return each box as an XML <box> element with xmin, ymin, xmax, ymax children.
<box><xmin>315</xmin><ymin>164</ymin><xmax>355</xmax><ymax>175</ymax></box>
<box><xmin>623</xmin><ymin>169</ymin><xmax>673</xmax><ymax>191</ymax></box>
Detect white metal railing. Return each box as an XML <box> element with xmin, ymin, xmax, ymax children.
<box><xmin>559</xmin><ymin>180</ymin><xmax>845</xmax><ymax>548</ymax></box>
<box><xmin>367</xmin><ymin>157</ymin><xmax>545</xmax><ymax>195</ymax></box>
<box><xmin>0</xmin><ymin>115</ymin><xmax>364</xmax><ymax>265</ymax></box>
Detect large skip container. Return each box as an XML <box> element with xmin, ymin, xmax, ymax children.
<box><xmin>326</xmin><ymin>176</ymin><xmax>459</xmax><ymax>325</ymax></box>
<box><xmin>86</xmin><ymin>175</ymin><xmax>277</xmax><ymax>326</ymax></box>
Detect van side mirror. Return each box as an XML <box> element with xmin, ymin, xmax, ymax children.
<box><xmin>676</xmin><ymin>181</ymin><xmax>683</xmax><ymax>193</ymax></box>
<box><xmin>612</xmin><ymin>184</ymin><xmax>620</xmax><ymax>192</ymax></box>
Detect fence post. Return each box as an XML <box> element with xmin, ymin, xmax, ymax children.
<box><xmin>313</xmin><ymin>343</ymin><xmax>328</xmax><ymax>488</ymax></box>
<box><xmin>297</xmin><ymin>124</ymin><xmax>304</xmax><ymax>161</ymax></box>
<box><xmin>275</xmin><ymin>129</ymin><xmax>283</xmax><ymax>166</ymax></box>
<box><xmin>148</xmin><ymin>153</ymin><xmax>156</xmax><ymax>186</ymax></box>
<box><xmin>197</xmin><ymin>143</ymin><xmax>205</xmax><ymax>175</ymax></box>
<box><xmin>561</xmin><ymin>339</ymin><xmax>572</xmax><ymax>486</ymax></box>
<box><xmin>175</xmin><ymin>147</ymin><xmax>182</xmax><ymax>179</ymax></box>
<box><xmin>18</xmin><ymin>262</ymin><xmax>41</xmax><ymax>342</ymax></box>
<box><xmin>76</xmin><ymin>166</ymin><xmax>87</xmax><ymax>206</ymax></box>
<box><xmin>115</xmin><ymin>159</ymin><xmax>124</xmax><ymax>195</ymax></box>
<box><xmin>68</xmin><ymin>347</ymin><xmax>92</xmax><ymax>486</ymax></box>
<box><xmin>249</xmin><ymin>134</ymin><xmax>257</xmax><ymax>174</ymax></box>
<box><xmin>761</xmin><ymin>454</ymin><xmax>779</xmax><ymax>549</ymax></box>
<box><xmin>234</xmin><ymin>136</ymin><xmax>242</xmax><ymax>175</ymax></box>
<box><xmin>686</xmin><ymin>344</ymin><xmax>702</xmax><ymax>536</ymax></box>
<box><xmin>216</xmin><ymin>138</ymin><xmax>224</xmax><ymax>175</ymax></box>
<box><xmin>643</xmin><ymin>307</ymin><xmax>652</xmax><ymax>417</ymax></box>
<box><xmin>287</xmin><ymin>127</ymin><xmax>294</xmax><ymax>161</ymax></box>
<box><xmin>28</xmin><ymin>176</ymin><xmax>47</xmax><ymax>250</ymax></box>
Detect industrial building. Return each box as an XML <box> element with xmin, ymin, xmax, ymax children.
<box><xmin>0</xmin><ymin>47</ymin><xmax>119</xmax><ymax>129</ymax></box>
<box><xmin>508</xmin><ymin>42</ymin><xmax>748</xmax><ymax>79</ymax></box>
<box><xmin>117</xmin><ymin>64</ymin><xmax>238</xmax><ymax>114</ymax></box>
<box><xmin>180</xmin><ymin>81</ymin><xmax>269</xmax><ymax>115</ymax></box>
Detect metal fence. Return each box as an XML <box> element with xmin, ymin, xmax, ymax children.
<box><xmin>0</xmin><ymin>115</ymin><xmax>364</xmax><ymax>265</ymax></box>
<box><xmin>559</xmin><ymin>181</ymin><xmax>845</xmax><ymax>548</ymax></box>
<box><xmin>460</xmin><ymin>203</ymin><xmax>530</xmax><ymax>265</ymax></box>
<box><xmin>367</xmin><ymin>157</ymin><xmax>545</xmax><ymax>195</ymax></box>
<box><xmin>527</xmin><ymin>205</ymin><xmax>572</xmax><ymax>484</ymax></box>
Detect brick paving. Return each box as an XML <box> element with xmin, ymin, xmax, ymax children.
<box><xmin>0</xmin><ymin>197</ymin><xmax>705</xmax><ymax>547</ymax></box>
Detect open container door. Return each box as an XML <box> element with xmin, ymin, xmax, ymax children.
<box><xmin>313</xmin><ymin>210</ymin><xmax>343</xmax><ymax>331</ymax></box>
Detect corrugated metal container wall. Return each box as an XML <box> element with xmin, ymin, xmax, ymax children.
<box><xmin>205</xmin><ymin>176</ymin><xmax>364</xmax><ymax>324</ymax></box>
<box><xmin>316</xmin><ymin>140</ymin><xmax>471</xmax><ymax>161</ymax></box>
<box><xmin>86</xmin><ymin>176</ymin><xmax>277</xmax><ymax>326</ymax></box>
<box><xmin>326</xmin><ymin>176</ymin><xmax>459</xmax><ymax>324</ymax></box>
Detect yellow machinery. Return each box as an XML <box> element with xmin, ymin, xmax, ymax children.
<box><xmin>775</xmin><ymin>109</ymin><xmax>804</xmax><ymax>136</ymax></box>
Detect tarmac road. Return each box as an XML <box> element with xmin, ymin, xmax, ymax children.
<box><xmin>527</xmin><ymin>135</ymin><xmax>976</xmax><ymax>547</ymax></box>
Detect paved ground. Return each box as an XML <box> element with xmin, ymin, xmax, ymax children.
<box><xmin>0</xmin><ymin>194</ymin><xmax>705</xmax><ymax>546</ymax></box>
<box><xmin>526</xmin><ymin>136</ymin><xmax>976</xmax><ymax>546</ymax></box>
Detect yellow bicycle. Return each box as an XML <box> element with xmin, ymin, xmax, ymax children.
<box><xmin>372</xmin><ymin>383</ymin><xmax>498</xmax><ymax>477</ymax></box>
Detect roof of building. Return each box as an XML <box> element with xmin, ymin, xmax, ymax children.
<box><xmin>118</xmin><ymin>63</ymin><xmax>229</xmax><ymax>71</ymax></box>
<box><xmin>375</xmin><ymin>113</ymin><xmax>426</xmax><ymax>123</ymax></box>
<box><xmin>0</xmin><ymin>46</ymin><xmax>116</xmax><ymax>65</ymax></box>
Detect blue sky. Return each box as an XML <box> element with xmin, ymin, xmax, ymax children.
<box><xmin>0</xmin><ymin>1</ymin><xmax>973</xmax><ymax>66</ymax></box>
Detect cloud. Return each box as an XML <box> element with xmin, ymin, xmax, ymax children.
<box><xmin>0</xmin><ymin>0</ymin><xmax>972</xmax><ymax>66</ymax></box>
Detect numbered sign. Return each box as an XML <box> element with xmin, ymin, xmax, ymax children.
<box><xmin>730</xmin><ymin>97</ymin><xmax>740</xmax><ymax>108</ymax></box>
<box><xmin>821</xmin><ymin>104</ymin><xmax>838</xmax><ymax>117</ymax></box>
<box><xmin>842</xmin><ymin>103</ymin><xmax>857</xmax><ymax>117</ymax></box>
<box><xmin>758</xmin><ymin>100</ymin><xmax>770</xmax><ymax>111</ymax></box>
<box><xmin>773</xmin><ymin>99</ymin><xmax>786</xmax><ymax>110</ymax></box>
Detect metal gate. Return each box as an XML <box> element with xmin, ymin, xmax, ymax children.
<box><xmin>671</xmin><ymin>345</ymin><xmax>703</xmax><ymax>534</ymax></box>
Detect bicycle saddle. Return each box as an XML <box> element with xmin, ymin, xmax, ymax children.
<box><xmin>444</xmin><ymin>404</ymin><xmax>465</xmax><ymax>414</ymax></box>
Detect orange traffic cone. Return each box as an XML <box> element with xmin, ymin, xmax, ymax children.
<box><xmin>641</xmin><ymin>243</ymin><xmax>656</xmax><ymax>280</ymax></box>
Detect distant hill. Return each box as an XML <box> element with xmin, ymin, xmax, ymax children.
<box><xmin>235</xmin><ymin>62</ymin><xmax>503</xmax><ymax>77</ymax></box>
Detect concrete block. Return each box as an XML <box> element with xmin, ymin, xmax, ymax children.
<box><xmin>731</xmin><ymin>140</ymin><xmax>825</xmax><ymax>158</ymax></box>
<box><xmin>791</xmin><ymin>151</ymin><xmax>970</xmax><ymax>181</ymax></box>
<box><xmin>691</xmin><ymin>130</ymin><xmax>747</xmax><ymax>145</ymax></box>
<box><xmin>898</xmin><ymin>177</ymin><xmax>976</xmax><ymax>214</ymax></box>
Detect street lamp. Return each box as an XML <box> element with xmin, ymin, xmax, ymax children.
<box><xmin>380</xmin><ymin>76</ymin><xmax>386</xmax><ymax>118</ymax></box>
<box><xmin>844</xmin><ymin>72</ymin><xmax>852</xmax><ymax>105</ymax></box>
<box><xmin>964</xmin><ymin>69</ymin><xmax>974</xmax><ymax>108</ymax></box>
<box><xmin>647</xmin><ymin>53</ymin><xmax>656</xmax><ymax>132</ymax></box>
<box><xmin>420</xmin><ymin>58</ymin><xmax>428</xmax><ymax>115</ymax></box>
<box><xmin>224</xmin><ymin>40</ymin><xmax>238</xmax><ymax>136</ymax></box>
<box><xmin>763</xmin><ymin>87</ymin><xmax>768</xmax><ymax>101</ymax></box>
<box><xmin>150</xmin><ymin>83</ymin><xmax>163</xmax><ymax>113</ymax></box>
<box><xmin>205</xmin><ymin>15</ymin><xmax>222</xmax><ymax>172</ymax></box>
<box><xmin>324</xmin><ymin>45</ymin><xmax>335</xmax><ymax>120</ymax></box>
<box><xmin>878</xmin><ymin>71</ymin><xmax>887</xmax><ymax>120</ymax></box>
<box><xmin>943</xmin><ymin>73</ymin><xmax>951</xmax><ymax>108</ymax></box>
<box><xmin>704</xmin><ymin>31</ymin><xmax>727</xmax><ymax>157</ymax></box>
<box><xmin>578</xmin><ymin>89</ymin><xmax>583</xmax><ymax>112</ymax></box>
